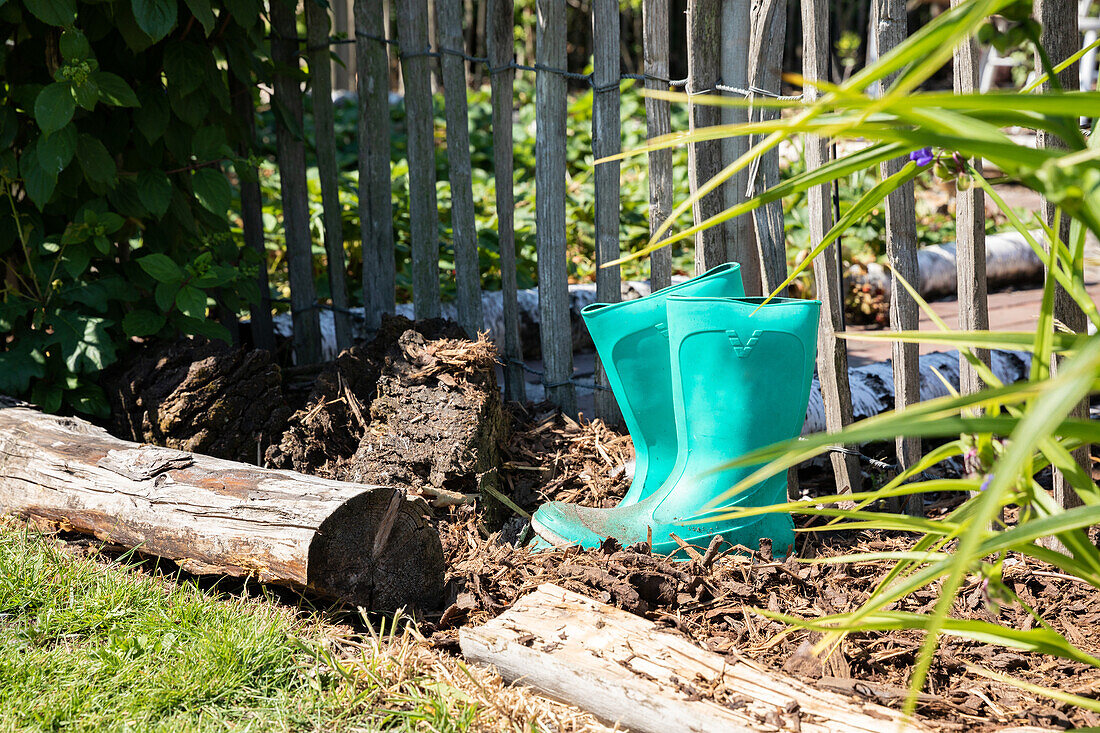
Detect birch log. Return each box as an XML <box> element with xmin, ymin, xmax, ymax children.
<box><xmin>460</xmin><ymin>584</ymin><xmax>928</xmax><ymax>733</ymax></box>
<box><xmin>0</xmin><ymin>401</ymin><xmax>445</xmax><ymax>612</ymax></box>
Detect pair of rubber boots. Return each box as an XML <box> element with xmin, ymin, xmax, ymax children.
<box><xmin>529</xmin><ymin>263</ymin><xmax>821</xmax><ymax>558</ymax></box>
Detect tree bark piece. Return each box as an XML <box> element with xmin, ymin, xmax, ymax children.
<box><xmin>642</xmin><ymin>0</ymin><xmax>673</xmax><ymax>291</ymax></box>
<box><xmin>686</xmin><ymin>0</ymin><xmax>726</xmax><ymax>273</ymax></box>
<box><xmin>270</xmin><ymin>0</ymin><xmax>322</xmax><ymax>365</ymax></box>
<box><xmin>535</xmin><ymin>0</ymin><xmax>577</xmax><ymax>416</ymax></box>
<box><xmin>487</xmin><ymin>0</ymin><xmax>525</xmax><ymax>401</ymax></box>
<box><xmin>460</xmin><ymin>584</ymin><xmax>928</xmax><ymax>733</ymax></box>
<box><xmin>0</xmin><ymin>401</ymin><xmax>445</xmax><ymax>612</ymax></box>
<box><xmin>874</xmin><ymin>0</ymin><xmax>921</xmax><ymax>515</ymax></box>
<box><xmin>439</xmin><ymin>0</ymin><xmax>484</xmax><ymax>338</ymax></box>
<box><xmin>801</xmin><ymin>0</ymin><xmax>860</xmax><ymax>497</ymax></box>
<box><xmin>307</xmin><ymin>0</ymin><xmax>354</xmax><ymax>352</ymax></box>
<box><xmin>356</xmin><ymin>0</ymin><xmax>397</xmax><ymax>331</ymax></box>
<box><xmin>1036</xmin><ymin>0</ymin><xmax>1088</xmax><ymax>513</ymax></box>
<box><xmin>396</xmin><ymin>0</ymin><xmax>442</xmax><ymax>319</ymax></box>
<box><xmin>592</xmin><ymin>0</ymin><xmax>622</xmax><ymax>426</ymax></box>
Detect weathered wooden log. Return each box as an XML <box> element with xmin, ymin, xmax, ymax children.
<box><xmin>460</xmin><ymin>584</ymin><xmax>928</xmax><ymax>733</ymax></box>
<box><xmin>0</xmin><ymin>401</ymin><xmax>445</xmax><ymax>612</ymax></box>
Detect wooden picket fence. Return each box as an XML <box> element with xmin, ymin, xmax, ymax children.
<box><xmin>257</xmin><ymin>0</ymin><xmax>1075</xmax><ymax>509</ymax></box>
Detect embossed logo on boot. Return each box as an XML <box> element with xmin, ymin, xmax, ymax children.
<box><xmin>654</xmin><ymin>322</ymin><xmax>669</xmax><ymax>339</ymax></box>
<box><xmin>726</xmin><ymin>329</ymin><xmax>763</xmax><ymax>357</ymax></box>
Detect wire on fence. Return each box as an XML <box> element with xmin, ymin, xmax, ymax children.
<box><xmin>508</xmin><ymin>360</ymin><xmax>613</xmax><ymax>392</ymax></box>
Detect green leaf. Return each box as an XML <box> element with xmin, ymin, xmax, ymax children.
<box><xmin>34</xmin><ymin>83</ymin><xmax>76</xmax><ymax>135</ymax></box>
<box><xmin>182</xmin><ymin>0</ymin><xmax>214</xmax><ymax>35</ymax></box>
<box><xmin>66</xmin><ymin>383</ymin><xmax>110</xmax><ymax>418</ymax></box>
<box><xmin>0</xmin><ymin>150</ymin><xmax>16</xmax><ymax>183</ymax></box>
<box><xmin>92</xmin><ymin>72</ymin><xmax>140</xmax><ymax>107</ymax></box>
<box><xmin>163</xmin><ymin>41</ymin><xmax>207</xmax><ymax>97</ymax></box>
<box><xmin>19</xmin><ymin>145</ymin><xmax>57</xmax><ymax>210</ymax></box>
<box><xmin>134</xmin><ymin>87</ymin><xmax>169</xmax><ymax>142</ymax></box>
<box><xmin>62</xmin><ymin>244</ymin><xmax>90</xmax><ymax>277</ymax></box>
<box><xmin>36</xmin><ymin>124</ymin><xmax>77</xmax><ymax>174</ymax></box>
<box><xmin>223</xmin><ymin>0</ymin><xmax>258</xmax><ymax>24</ymax></box>
<box><xmin>137</xmin><ymin>169</ymin><xmax>172</xmax><ymax>219</ymax></box>
<box><xmin>154</xmin><ymin>280</ymin><xmax>179</xmax><ymax>311</ymax></box>
<box><xmin>76</xmin><ymin>134</ymin><xmax>117</xmax><ymax>186</ymax></box>
<box><xmin>99</xmin><ymin>212</ymin><xmax>125</xmax><ymax>234</ymax></box>
<box><xmin>46</xmin><ymin>310</ymin><xmax>117</xmax><ymax>373</ymax></box>
<box><xmin>0</xmin><ymin>106</ymin><xmax>17</xmax><ymax>149</ymax></box>
<box><xmin>174</xmin><ymin>284</ymin><xmax>207</xmax><ymax>319</ymax></box>
<box><xmin>31</xmin><ymin>381</ymin><xmax>63</xmax><ymax>413</ymax></box>
<box><xmin>138</xmin><ymin>252</ymin><xmax>183</xmax><ymax>283</ymax></box>
<box><xmin>191</xmin><ymin>167</ymin><xmax>230</xmax><ymax>218</ymax></box>
<box><xmin>24</xmin><ymin>0</ymin><xmax>75</xmax><ymax>26</ymax></box>
<box><xmin>192</xmin><ymin>125</ymin><xmax>227</xmax><ymax>160</ymax></box>
<box><xmin>72</xmin><ymin>76</ymin><xmax>99</xmax><ymax>111</ymax></box>
<box><xmin>177</xmin><ymin>314</ymin><xmax>230</xmax><ymax>343</ymax></box>
<box><xmin>132</xmin><ymin>0</ymin><xmax>178</xmax><ymax>42</ymax></box>
<box><xmin>60</xmin><ymin>28</ymin><xmax>91</xmax><ymax>60</ymax></box>
<box><xmin>0</xmin><ymin>337</ymin><xmax>46</xmax><ymax>394</ymax></box>
<box><xmin>123</xmin><ymin>309</ymin><xmax>167</xmax><ymax>337</ymax></box>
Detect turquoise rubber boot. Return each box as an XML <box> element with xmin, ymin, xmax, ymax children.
<box><xmin>531</xmin><ymin>294</ymin><xmax>820</xmax><ymax>557</ymax></box>
<box><xmin>581</xmin><ymin>262</ymin><xmax>745</xmax><ymax>509</ymax></box>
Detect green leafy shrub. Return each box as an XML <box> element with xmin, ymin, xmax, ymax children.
<box><xmin>0</xmin><ymin>0</ymin><xmax>266</xmax><ymax>416</ymax></box>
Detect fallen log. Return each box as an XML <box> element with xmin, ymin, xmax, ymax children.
<box><xmin>0</xmin><ymin>399</ymin><xmax>445</xmax><ymax>611</ymax></box>
<box><xmin>460</xmin><ymin>583</ymin><xmax>928</xmax><ymax>733</ymax></box>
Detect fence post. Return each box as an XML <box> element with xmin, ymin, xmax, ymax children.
<box><xmin>873</xmin><ymin>0</ymin><xmax>921</xmax><ymax>515</ymax></box>
<box><xmin>307</xmin><ymin>0</ymin><xmax>354</xmax><ymax>352</ymax></box>
<box><xmin>535</xmin><ymin>0</ymin><xmax>577</xmax><ymax>416</ymax></box>
<box><xmin>332</xmin><ymin>0</ymin><xmax>352</xmax><ymax>90</ymax></box>
<box><xmin>396</xmin><ymin>0</ymin><xmax>443</xmax><ymax>319</ymax></box>
<box><xmin>228</xmin><ymin>75</ymin><xmax>276</xmax><ymax>353</ymax></box>
<box><xmin>439</xmin><ymin>0</ymin><xmax>484</xmax><ymax>338</ymax></box>
<box><xmin>642</xmin><ymin>0</ymin><xmax>673</xmax><ymax>291</ymax></box>
<box><xmin>686</xmin><ymin>0</ymin><xmax>727</xmax><ymax>274</ymax></box>
<box><xmin>801</xmin><ymin>0</ymin><xmax>860</xmax><ymax>497</ymax></box>
<box><xmin>720</xmin><ymin>0</ymin><xmax>758</xmax><ymax>294</ymax></box>
<box><xmin>1036</xmin><ymin>0</ymin><xmax>1088</xmax><ymax>513</ymax></box>
<box><xmin>487</xmin><ymin>0</ymin><xmax>525</xmax><ymax>401</ymax></box>
<box><xmin>355</xmin><ymin>0</ymin><xmax>396</xmax><ymax>331</ymax></box>
<box><xmin>270</xmin><ymin>0</ymin><xmax>322</xmax><ymax>365</ymax></box>
<box><xmin>592</xmin><ymin>0</ymin><xmax>622</xmax><ymax>425</ymax></box>
<box><xmin>747</xmin><ymin>0</ymin><xmax>789</xmax><ymax>296</ymax></box>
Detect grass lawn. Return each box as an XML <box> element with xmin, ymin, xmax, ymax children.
<box><xmin>0</xmin><ymin>522</ymin><xmax>490</xmax><ymax>732</ymax></box>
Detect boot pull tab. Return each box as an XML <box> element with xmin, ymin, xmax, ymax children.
<box><xmin>726</xmin><ymin>329</ymin><xmax>763</xmax><ymax>357</ymax></box>
<box><xmin>654</xmin><ymin>322</ymin><xmax>669</xmax><ymax>339</ymax></box>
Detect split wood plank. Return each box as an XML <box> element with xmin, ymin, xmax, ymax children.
<box><xmin>396</xmin><ymin>0</ymin><xmax>443</xmax><ymax>319</ymax></box>
<box><xmin>307</xmin><ymin>0</ymin><xmax>354</xmax><ymax>352</ymax></box>
<box><xmin>332</xmin><ymin>0</ymin><xmax>352</xmax><ymax>91</ymax></box>
<box><xmin>592</xmin><ymin>0</ymin><xmax>622</xmax><ymax>425</ymax></box>
<box><xmin>487</xmin><ymin>0</ymin><xmax>525</xmax><ymax>401</ymax></box>
<box><xmin>801</xmin><ymin>0</ymin><xmax>860</xmax><ymax>497</ymax></box>
<box><xmin>720</xmin><ymin>0</ymin><xmax>757</xmax><ymax>294</ymax></box>
<box><xmin>535</xmin><ymin>0</ymin><xmax>577</xmax><ymax>416</ymax></box>
<box><xmin>270</xmin><ymin>0</ymin><xmax>322</xmax><ymax>364</ymax></box>
<box><xmin>228</xmin><ymin>75</ymin><xmax>275</xmax><ymax>352</ymax></box>
<box><xmin>643</xmin><ymin>0</ymin><xmax>673</xmax><ymax>291</ymax></box>
<box><xmin>747</xmin><ymin>0</ymin><xmax>789</xmax><ymax>295</ymax></box>
<box><xmin>460</xmin><ymin>584</ymin><xmax>928</xmax><ymax>733</ymax></box>
<box><xmin>1037</xmin><ymin>0</ymin><xmax>1088</xmax><ymax>513</ymax></box>
<box><xmin>439</xmin><ymin>0</ymin><xmax>484</xmax><ymax>338</ymax></box>
<box><xmin>0</xmin><ymin>401</ymin><xmax>445</xmax><ymax>612</ymax></box>
<box><xmin>686</xmin><ymin>0</ymin><xmax>727</xmax><ymax>273</ymax></box>
<box><xmin>356</xmin><ymin>0</ymin><xmax>397</xmax><ymax>331</ymax></box>
<box><xmin>874</xmin><ymin>0</ymin><xmax>921</xmax><ymax>515</ymax></box>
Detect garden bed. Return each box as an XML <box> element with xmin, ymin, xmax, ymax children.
<box><xmin>45</xmin><ymin>321</ymin><xmax>1100</xmax><ymax>730</ymax></box>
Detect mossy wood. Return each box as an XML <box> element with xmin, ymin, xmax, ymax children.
<box><xmin>0</xmin><ymin>402</ymin><xmax>445</xmax><ymax>612</ymax></box>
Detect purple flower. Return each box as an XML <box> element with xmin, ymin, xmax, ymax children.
<box><xmin>909</xmin><ymin>147</ymin><xmax>934</xmax><ymax>167</ymax></box>
<box><xmin>979</xmin><ymin>473</ymin><xmax>993</xmax><ymax>492</ymax></box>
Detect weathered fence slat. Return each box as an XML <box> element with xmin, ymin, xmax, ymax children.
<box><xmin>332</xmin><ymin>0</ymin><xmax>352</xmax><ymax>91</ymax></box>
<box><xmin>396</xmin><ymin>0</ymin><xmax>442</xmax><ymax>319</ymax></box>
<box><xmin>535</xmin><ymin>0</ymin><xmax>577</xmax><ymax>416</ymax></box>
<box><xmin>686</xmin><ymin>0</ymin><xmax>726</xmax><ymax>274</ymax></box>
<box><xmin>487</xmin><ymin>0</ymin><xmax>525</xmax><ymax>401</ymax></box>
<box><xmin>720</xmin><ymin>0</ymin><xmax>757</xmax><ymax>294</ymax></box>
<box><xmin>592</xmin><ymin>0</ymin><xmax>622</xmax><ymax>424</ymax></box>
<box><xmin>1037</xmin><ymin>0</ymin><xmax>1088</xmax><ymax>513</ymax></box>
<box><xmin>874</xmin><ymin>0</ymin><xmax>921</xmax><ymax>515</ymax></box>
<box><xmin>229</xmin><ymin>75</ymin><xmax>275</xmax><ymax>352</ymax></box>
<box><xmin>643</xmin><ymin>0</ymin><xmax>673</xmax><ymax>291</ymax></box>
<box><xmin>356</xmin><ymin>0</ymin><xmax>396</xmax><ymax>332</ymax></box>
<box><xmin>747</xmin><ymin>0</ymin><xmax>789</xmax><ymax>296</ymax></box>
<box><xmin>306</xmin><ymin>0</ymin><xmax>354</xmax><ymax>352</ymax></box>
<box><xmin>801</xmin><ymin>0</ymin><xmax>860</xmax><ymax>496</ymax></box>
<box><xmin>439</xmin><ymin>0</ymin><xmax>484</xmax><ymax>338</ymax></box>
<box><xmin>270</xmin><ymin>0</ymin><xmax>322</xmax><ymax>365</ymax></box>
